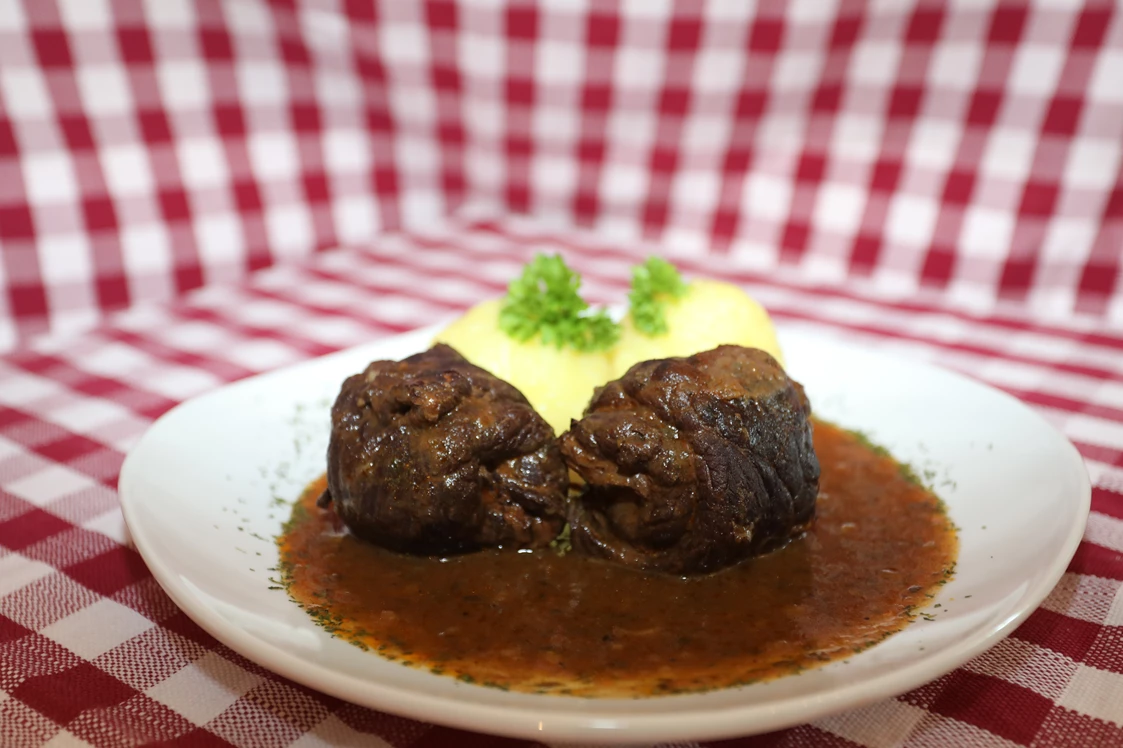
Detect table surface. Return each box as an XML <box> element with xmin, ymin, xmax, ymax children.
<box><xmin>2</xmin><ymin>217</ymin><xmax>1122</xmax><ymax>748</ymax></box>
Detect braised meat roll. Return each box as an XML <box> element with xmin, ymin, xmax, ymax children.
<box><xmin>323</xmin><ymin>344</ymin><xmax>569</xmax><ymax>554</ymax></box>
<box><xmin>560</xmin><ymin>345</ymin><xmax>819</xmax><ymax>575</ymax></box>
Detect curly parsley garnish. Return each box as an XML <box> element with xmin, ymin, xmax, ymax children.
<box><xmin>549</xmin><ymin>523</ymin><xmax>572</xmax><ymax>557</ymax></box>
<box><xmin>498</xmin><ymin>253</ymin><xmax>619</xmax><ymax>352</ymax></box>
<box><xmin>628</xmin><ymin>257</ymin><xmax>688</xmax><ymax>335</ymax></box>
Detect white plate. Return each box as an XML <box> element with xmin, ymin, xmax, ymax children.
<box><xmin>119</xmin><ymin>326</ymin><xmax>1090</xmax><ymax>744</ymax></box>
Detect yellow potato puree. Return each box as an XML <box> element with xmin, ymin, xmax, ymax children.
<box><xmin>434</xmin><ymin>299</ymin><xmax>613</xmax><ymax>435</ymax></box>
<box><xmin>611</xmin><ymin>279</ymin><xmax>784</xmax><ymax>379</ymax></box>
<box><xmin>437</xmin><ymin>279</ymin><xmax>783</xmax><ymax>434</ymax></box>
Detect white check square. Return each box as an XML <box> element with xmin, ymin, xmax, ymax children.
<box><xmin>379</xmin><ymin>22</ymin><xmax>428</xmax><ymax>66</ymax></box>
<box><xmin>323</xmin><ymin>129</ymin><xmax>370</xmax><ymax>173</ymax></box>
<box><xmin>265</xmin><ymin>205</ymin><xmax>314</xmax><ymax>256</ymax></box>
<box><xmin>1088</xmin><ymin>48</ymin><xmax>1123</xmax><ymax>103</ymax></box>
<box><xmin>142</xmin><ymin>0</ymin><xmax>193</xmax><ymax>28</ymax></box>
<box><xmin>249</xmin><ymin>132</ymin><xmax>299</xmax><ymax>180</ymax></box>
<box><xmin>814</xmin><ymin>697</ymin><xmax>927</xmax><ymax>747</ymax></box>
<box><xmin>102</xmin><ymin>145</ymin><xmax>154</xmax><ymax>196</ymax></box>
<box><xmin>23</xmin><ymin>151</ymin><xmax>78</xmax><ymax>203</ymax></box>
<box><xmin>58</xmin><ymin>0</ymin><xmax>111</xmax><ymax>29</ymax></box>
<box><xmin>195</xmin><ymin>214</ymin><xmax>244</xmax><ymax>266</ymax></box>
<box><xmin>1008</xmin><ymin>43</ymin><xmax>1065</xmax><ymax>97</ymax></box>
<box><xmin>692</xmin><ymin>48</ymin><xmax>742</xmax><ymax>94</ymax></box>
<box><xmin>928</xmin><ymin>43</ymin><xmax>983</xmax><ymax>90</ymax></box>
<box><xmin>772</xmin><ymin>50</ymin><xmax>820</xmax><ymax>89</ymax></box>
<box><xmin>536</xmin><ymin>40</ymin><xmax>584</xmax><ymax>85</ymax></box>
<box><xmin>177</xmin><ymin>138</ymin><xmax>229</xmax><ymax>189</ymax></box>
<box><xmin>600</xmin><ymin>163</ymin><xmax>648</xmax><ymax>206</ymax></box>
<box><xmin>78</xmin><ymin>66</ymin><xmax>133</xmax><ymax>116</ymax></box>
<box><xmin>885</xmin><ymin>193</ymin><xmax>939</xmax><ymax>247</ymax></box>
<box><xmin>120</xmin><ymin>223</ymin><xmax>173</xmax><ymax>278</ymax></box>
<box><xmin>1059</xmin><ymin>665</ymin><xmax>1123</xmax><ymax>727</ymax></box>
<box><xmin>142</xmin><ymin>365</ymin><xmax>224</xmax><ymax>400</ymax></box>
<box><xmin>1065</xmin><ymin>138</ymin><xmax>1121</xmax><ymax>191</ymax></box>
<box><xmin>615</xmin><ymin>46</ymin><xmax>664</xmax><ymax>89</ymax></box>
<box><xmin>0</xmin><ymin>554</ymin><xmax>55</xmax><ymax>598</ymax></box>
<box><xmin>224</xmin><ymin>0</ymin><xmax>270</xmax><ymax>34</ymax></box>
<box><xmin>237</xmin><ymin>62</ymin><xmax>288</xmax><ymax>107</ymax></box>
<box><xmin>960</xmin><ymin>204</ymin><xmax>1015</xmax><ymax>259</ymax></box>
<box><xmin>910</xmin><ymin>119</ymin><xmax>961</xmax><ymax>170</ymax></box>
<box><xmin>458</xmin><ymin>33</ymin><xmax>503</xmax><ymax>78</ymax></box>
<box><xmin>42</xmin><ymin>598</ymin><xmax>155</xmax><ymax>660</ymax></box>
<box><xmin>743</xmin><ymin>171</ymin><xmax>793</xmax><ymax>221</ymax></box>
<box><xmin>332</xmin><ymin>196</ymin><xmax>378</xmax><ymax>243</ymax></box>
<box><xmin>157</xmin><ymin>60</ymin><xmax>211</xmax><ymax>109</ymax></box>
<box><xmin>980</xmin><ymin>128</ymin><xmax>1036</xmax><ymax>182</ymax></box>
<box><xmin>851</xmin><ymin>42</ymin><xmax>901</xmax><ymax>87</ymax></box>
<box><xmin>814</xmin><ymin>181</ymin><xmax>867</xmax><ymax>235</ymax></box>
<box><xmin>146</xmin><ymin>652</ymin><xmax>262</xmax><ymax>726</ymax></box>
<box><xmin>7</xmin><ymin>464</ymin><xmax>97</xmax><ymax>507</ymax></box>
<box><xmin>672</xmin><ymin>169</ymin><xmax>720</xmax><ymax>212</ymax></box>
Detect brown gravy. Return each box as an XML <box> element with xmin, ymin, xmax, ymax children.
<box><xmin>277</xmin><ymin>420</ymin><xmax>957</xmax><ymax>697</ymax></box>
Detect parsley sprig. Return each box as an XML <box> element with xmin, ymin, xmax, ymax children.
<box><xmin>498</xmin><ymin>254</ymin><xmax>619</xmax><ymax>352</ymax></box>
<box><xmin>549</xmin><ymin>523</ymin><xmax>572</xmax><ymax>556</ymax></box>
<box><xmin>627</xmin><ymin>257</ymin><xmax>687</xmax><ymax>335</ymax></box>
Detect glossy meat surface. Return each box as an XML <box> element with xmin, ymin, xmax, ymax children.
<box><xmin>325</xmin><ymin>344</ymin><xmax>568</xmax><ymax>554</ymax></box>
<box><xmin>560</xmin><ymin>345</ymin><xmax>820</xmax><ymax>574</ymax></box>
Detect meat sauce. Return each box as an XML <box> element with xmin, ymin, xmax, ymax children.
<box><xmin>277</xmin><ymin>420</ymin><xmax>957</xmax><ymax>697</ymax></box>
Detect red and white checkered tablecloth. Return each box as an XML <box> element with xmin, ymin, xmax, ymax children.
<box><xmin>2</xmin><ymin>0</ymin><xmax>1123</xmax><ymax>745</ymax></box>
<box><xmin>1</xmin><ymin>1</ymin><xmax>1122</xmax><ymax>350</ymax></box>
<box><xmin>1</xmin><ymin>218</ymin><xmax>1121</xmax><ymax>747</ymax></box>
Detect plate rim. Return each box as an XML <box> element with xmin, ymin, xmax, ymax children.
<box><xmin>118</xmin><ymin>327</ymin><xmax>1092</xmax><ymax>744</ymax></box>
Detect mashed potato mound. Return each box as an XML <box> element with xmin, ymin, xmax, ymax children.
<box><xmin>434</xmin><ymin>299</ymin><xmax>613</xmax><ymax>435</ymax></box>
<box><xmin>610</xmin><ymin>279</ymin><xmax>784</xmax><ymax>379</ymax></box>
<box><xmin>435</xmin><ymin>278</ymin><xmax>782</xmax><ymax>432</ymax></box>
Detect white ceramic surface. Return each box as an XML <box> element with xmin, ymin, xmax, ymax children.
<box><xmin>118</xmin><ymin>326</ymin><xmax>1091</xmax><ymax>744</ymax></box>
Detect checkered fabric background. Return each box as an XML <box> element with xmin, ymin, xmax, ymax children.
<box><xmin>1</xmin><ymin>0</ymin><xmax>1122</xmax><ymax>746</ymax></box>
<box><xmin>0</xmin><ymin>218</ymin><xmax>1121</xmax><ymax>747</ymax></box>
<box><xmin>1</xmin><ymin>0</ymin><xmax>1122</xmax><ymax>351</ymax></box>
